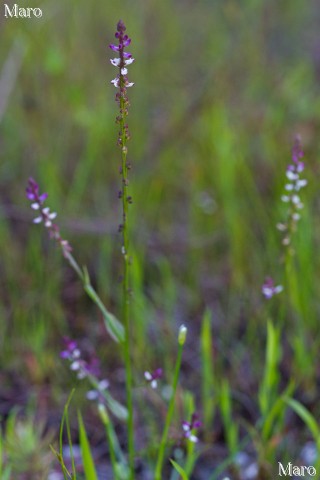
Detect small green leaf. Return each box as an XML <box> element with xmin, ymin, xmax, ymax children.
<box><xmin>286</xmin><ymin>398</ymin><xmax>320</xmax><ymax>444</ymax></box>
<box><xmin>170</xmin><ymin>459</ymin><xmax>189</xmax><ymax>480</ymax></box>
<box><xmin>104</xmin><ymin>391</ymin><xmax>128</xmax><ymax>421</ymax></box>
<box><xmin>102</xmin><ymin>309</ymin><xmax>125</xmax><ymax>344</ymax></box>
<box><xmin>78</xmin><ymin>411</ymin><xmax>99</xmax><ymax>480</ymax></box>
<box><xmin>83</xmin><ymin>283</ymin><xmax>125</xmax><ymax>343</ymax></box>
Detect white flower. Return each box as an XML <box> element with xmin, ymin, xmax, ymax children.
<box><xmin>70</xmin><ymin>360</ymin><xmax>80</xmax><ymax>371</ymax></box>
<box><xmin>125</xmin><ymin>58</ymin><xmax>134</xmax><ymax>65</ymax></box>
<box><xmin>72</xmin><ymin>348</ymin><xmax>81</xmax><ymax>359</ymax></box>
<box><xmin>286</xmin><ymin>171</ymin><xmax>298</xmax><ymax>181</ymax></box>
<box><xmin>43</xmin><ymin>207</ymin><xmax>57</xmax><ymax>219</ymax></box>
<box><xmin>182</xmin><ymin>424</ymin><xmax>199</xmax><ymax>443</ymax></box>
<box><xmin>110</xmin><ymin>58</ymin><xmax>120</xmax><ymax>66</ymax></box>
<box><xmin>274</xmin><ymin>285</ymin><xmax>283</xmax><ymax>294</ymax></box>
<box><xmin>262</xmin><ymin>278</ymin><xmax>283</xmax><ymax>299</ymax></box>
<box><xmin>144</xmin><ymin>372</ymin><xmax>157</xmax><ymax>389</ymax></box>
<box><xmin>296</xmin><ymin>179</ymin><xmax>307</xmax><ymax>189</ymax></box>
<box><xmin>98</xmin><ymin>379</ymin><xmax>110</xmax><ymax>390</ymax></box>
<box><xmin>111</xmin><ymin>77</ymin><xmax>119</xmax><ymax>87</ymax></box>
<box><xmin>292</xmin><ymin>195</ymin><xmax>301</xmax><ymax>205</ymax></box>
<box><xmin>276</xmin><ymin>223</ymin><xmax>287</xmax><ymax>231</ymax></box>
<box><xmin>121</xmin><ymin>67</ymin><xmax>128</xmax><ymax>75</ymax></box>
<box><xmin>86</xmin><ymin>379</ymin><xmax>109</xmax><ymax>400</ymax></box>
<box><xmin>263</xmin><ymin>285</ymin><xmax>283</xmax><ymax>298</ymax></box>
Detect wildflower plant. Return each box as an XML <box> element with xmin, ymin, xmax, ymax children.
<box><xmin>26</xmin><ymin>21</ymin><xmax>198</xmax><ymax>480</ymax></box>
<box><xmin>257</xmin><ymin>138</ymin><xmax>310</xmax><ymax>477</ymax></box>
<box><xmin>109</xmin><ymin>19</ymin><xmax>135</xmax><ymax>477</ymax></box>
<box><xmin>262</xmin><ymin>136</ymin><xmax>307</xmax><ymax>299</ymax></box>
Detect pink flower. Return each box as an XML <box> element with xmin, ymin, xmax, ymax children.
<box><xmin>182</xmin><ymin>413</ymin><xmax>202</xmax><ymax>443</ymax></box>
<box><xmin>262</xmin><ymin>277</ymin><xmax>283</xmax><ymax>299</ymax></box>
<box><xmin>144</xmin><ymin>368</ymin><xmax>163</xmax><ymax>389</ymax></box>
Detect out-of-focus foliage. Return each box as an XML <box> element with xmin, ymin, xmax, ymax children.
<box><xmin>1</xmin><ymin>0</ymin><xmax>320</xmax><ymax>477</ymax></box>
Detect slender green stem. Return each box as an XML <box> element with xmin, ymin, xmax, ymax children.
<box><xmin>155</xmin><ymin>343</ymin><xmax>184</xmax><ymax>480</ymax></box>
<box><xmin>119</xmin><ymin>59</ymin><xmax>135</xmax><ymax>479</ymax></box>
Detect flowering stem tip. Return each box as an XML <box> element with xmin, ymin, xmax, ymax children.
<box><xmin>26</xmin><ymin>177</ymin><xmax>72</xmax><ymax>258</ymax></box>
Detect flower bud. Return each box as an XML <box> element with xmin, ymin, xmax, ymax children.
<box><xmin>178</xmin><ymin>324</ymin><xmax>187</xmax><ymax>345</ymax></box>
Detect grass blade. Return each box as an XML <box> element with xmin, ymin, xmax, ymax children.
<box><xmin>200</xmin><ymin>309</ymin><xmax>215</xmax><ymax>430</ymax></box>
<box><xmin>78</xmin><ymin>411</ymin><xmax>99</xmax><ymax>480</ymax></box>
<box><xmin>170</xmin><ymin>459</ymin><xmax>189</xmax><ymax>480</ymax></box>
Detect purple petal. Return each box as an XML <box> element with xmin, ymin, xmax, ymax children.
<box><xmin>182</xmin><ymin>421</ymin><xmax>190</xmax><ymax>431</ymax></box>
<box><xmin>28</xmin><ymin>177</ymin><xmax>39</xmax><ymax>189</ymax></box>
<box><xmin>109</xmin><ymin>44</ymin><xmax>120</xmax><ymax>52</ymax></box>
<box><xmin>62</xmin><ymin>337</ymin><xmax>78</xmax><ymax>351</ymax></box>
<box><xmin>26</xmin><ymin>192</ymin><xmax>36</xmax><ymax>200</ymax></box>
<box><xmin>39</xmin><ymin>192</ymin><xmax>48</xmax><ymax>202</ymax></box>
<box><xmin>123</xmin><ymin>52</ymin><xmax>132</xmax><ymax>58</ymax></box>
<box><xmin>154</xmin><ymin>368</ymin><xmax>163</xmax><ymax>379</ymax></box>
<box><xmin>123</xmin><ymin>38</ymin><xmax>131</xmax><ymax>47</ymax></box>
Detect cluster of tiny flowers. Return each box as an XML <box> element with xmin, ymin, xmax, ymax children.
<box><xmin>182</xmin><ymin>413</ymin><xmax>202</xmax><ymax>443</ymax></box>
<box><xmin>86</xmin><ymin>379</ymin><xmax>110</xmax><ymax>403</ymax></box>
<box><xmin>262</xmin><ymin>137</ymin><xmax>307</xmax><ymax>299</ymax></box>
<box><xmin>60</xmin><ymin>337</ymin><xmax>100</xmax><ymax>379</ymax></box>
<box><xmin>26</xmin><ymin>178</ymin><xmax>72</xmax><ymax>258</ymax></box>
<box><xmin>60</xmin><ymin>338</ymin><xmax>111</xmax><ymax>404</ymax></box>
<box><xmin>277</xmin><ymin>136</ymin><xmax>308</xmax><ymax>246</ymax></box>
<box><xmin>144</xmin><ymin>368</ymin><xmax>163</xmax><ymax>389</ymax></box>
<box><xmin>109</xmin><ymin>20</ymin><xmax>134</xmax><ymax>147</ymax></box>
<box><xmin>60</xmin><ymin>338</ymin><xmax>111</xmax><ymax>403</ymax></box>
<box><xmin>262</xmin><ymin>277</ymin><xmax>283</xmax><ymax>299</ymax></box>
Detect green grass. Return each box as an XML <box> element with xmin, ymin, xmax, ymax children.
<box><xmin>1</xmin><ymin>0</ymin><xmax>320</xmax><ymax>477</ymax></box>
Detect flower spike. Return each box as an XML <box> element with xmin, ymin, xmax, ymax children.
<box><xmin>26</xmin><ymin>178</ymin><xmax>72</xmax><ymax>257</ymax></box>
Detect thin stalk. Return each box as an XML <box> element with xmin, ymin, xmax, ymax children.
<box><xmin>119</xmin><ymin>44</ymin><xmax>134</xmax><ymax>480</ymax></box>
<box><xmin>121</xmin><ymin>132</ymin><xmax>135</xmax><ymax>480</ymax></box>
<box><xmin>155</xmin><ymin>343</ymin><xmax>184</xmax><ymax>480</ymax></box>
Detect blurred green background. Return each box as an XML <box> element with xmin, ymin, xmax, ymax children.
<box><xmin>1</xmin><ymin>0</ymin><xmax>320</xmax><ymax>477</ymax></box>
